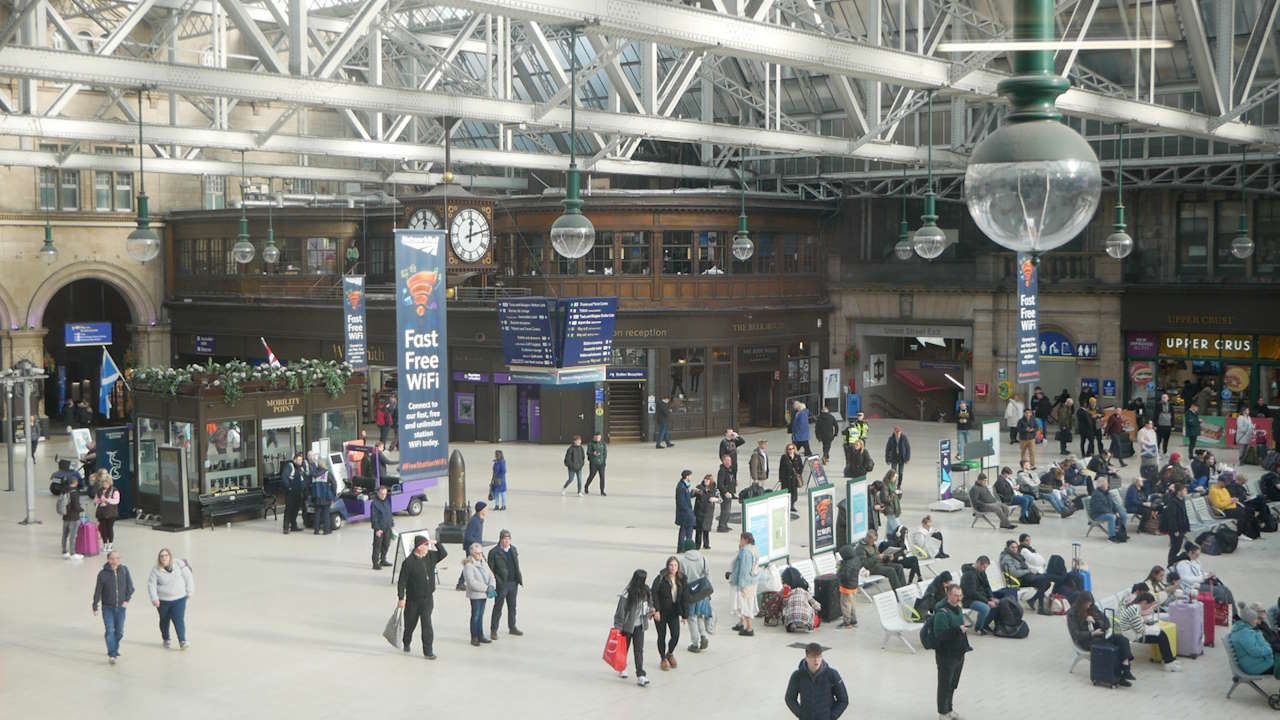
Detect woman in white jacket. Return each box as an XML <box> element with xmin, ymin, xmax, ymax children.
<box><xmin>147</xmin><ymin>548</ymin><xmax>195</xmax><ymax>649</ymax></box>
<box><xmin>1173</xmin><ymin>543</ymin><xmax>1234</xmax><ymax>608</ymax></box>
<box><xmin>1136</xmin><ymin>420</ymin><xmax>1160</xmax><ymax>468</ymax></box>
<box><xmin>462</xmin><ymin>543</ymin><xmax>496</xmax><ymax>647</ymax></box>
<box><xmin>1005</xmin><ymin>397</ymin><xmax>1026</xmax><ymax>444</ymax></box>
<box><xmin>909</xmin><ymin>515</ymin><xmax>948</xmax><ymax>559</ymax></box>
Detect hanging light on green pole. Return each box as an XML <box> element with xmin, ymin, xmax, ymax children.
<box><xmin>1232</xmin><ymin>146</ymin><xmax>1254</xmax><ymax>259</ymax></box>
<box><xmin>1104</xmin><ymin>125</ymin><xmax>1133</xmax><ymax>259</ymax></box>
<box><xmin>964</xmin><ymin>0</ymin><xmax>1101</xmax><ymax>255</ymax></box>
<box><xmin>549</xmin><ymin>27</ymin><xmax>595</xmax><ymax>260</ymax></box>
<box><xmin>894</xmin><ymin>166</ymin><xmax>913</xmax><ymax>260</ymax></box>
<box><xmin>232</xmin><ymin>150</ymin><xmax>255</xmax><ymax>264</ymax></box>
<box><xmin>262</xmin><ymin>193</ymin><xmax>279</xmax><ymax>264</ymax></box>
<box><xmin>913</xmin><ymin>91</ymin><xmax>948</xmax><ymax>259</ymax></box>
<box><xmin>126</xmin><ymin>88</ymin><xmax>160</xmax><ymax>263</ymax></box>
<box><xmin>731</xmin><ymin>152</ymin><xmax>753</xmax><ymax>261</ymax></box>
<box><xmin>39</xmin><ymin>200</ymin><xmax>57</xmax><ymax>265</ymax></box>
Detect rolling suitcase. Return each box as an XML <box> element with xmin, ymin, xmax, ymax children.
<box><xmin>814</xmin><ymin>573</ymin><xmax>842</xmax><ymax>623</ymax></box>
<box><xmin>1198</xmin><ymin>591</ymin><xmax>1216</xmax><ymax>647</ymax></box>
<box><xmin>1090</xmin><ymin>643</ymin><xmax>1123</xmax><ymax>687</ymax></box>
<box><xmin>1168</xmin><ymin>600</ymin><xmax>1204</xmax><ymax>657</ymax></box>
<box><xmin>75</xmin><ymin>519</ymin><xmax>100</xmax><ymax>557</ymax></box>
<box><xmin>1147</xmin><ymin>620</ymin><xmax>1177</xmax><ymax>662</ymax></box>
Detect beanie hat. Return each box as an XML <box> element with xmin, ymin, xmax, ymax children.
<box><xmin>1238</xmin><ymin>602</ymin><xmax>1259</xmax><ymax>624</ymax></box>
<box><xmin>413</xmin><ymin>535</ymin><xmax>429</xmax><ymax>549</ymax></box>
<box><xmin>475</xmin><ymin>501</ymin><xmax>487</xmax><ymax>513</ymax></box>
<box><xmin>1170</xmin><ymin>452</ymin><xmax>1181</xmax><ymax>462</ymax></box>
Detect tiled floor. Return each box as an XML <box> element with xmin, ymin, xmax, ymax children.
<box><xmin>1</xmin><ymin>419</ymin><xmax>1276</xmax><ymax>719</ymax></box>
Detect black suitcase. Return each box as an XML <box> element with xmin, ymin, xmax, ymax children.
<box><xmin>1090</xmin><ymin>642</ymin><xmax>1122</xmax><ymax>687</ymax></box>
<box><xmin>814</xmin><ymin>573</ymin><xmax>842</xmax><ymax>623</ymax></box>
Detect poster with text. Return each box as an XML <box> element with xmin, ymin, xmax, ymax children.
<box><xmin>342</xmin><ymin>275</ymin><xmax>368</xmax><ymax>371</ymax></box>
<box><xmin>746</xmin><ymin>499</ymin><xmax>771</xmax><ymax>563</ymax></box>
<box><xmin>822</xmin><ymin>369</ymin><xmax>842</xmax><ymax>403</ymax></box>
<box><xmin>845</xmin><ymin>479</ymin><xmax>870</xmax><ymax>545</ymax></box>
<box><xmin>1226</xmin><ymin>416</ymin><xmax>1272</xmax><ymax>448</ymax></box>
<box><xmin>938</xmin><ymin>438</ymin><xmax>953</xmax><ymax>500</ymax></box>
<box><xmin>808</xmin><ymin>484</ymin><xmax>836</xmax><ymax>556</ymax></box>
<box><xmin>395</xmin><ymin>229</ymin><xmax>449</xmax><ymax>484</ymax></box>
<box><xmin>1016</xmin><ymin>253</ymin><xmax>1040</xmax><ymax>383</ymax></box>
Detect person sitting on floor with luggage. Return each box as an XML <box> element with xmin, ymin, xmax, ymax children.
<box><xmin>994</xmin><ymin>466</ymin><xmax>1037</xmax><ymax>523</ymax></box>
<box><xmin>782</xmin><ymin>583</ymin><xmax>822</xmax><ymax>633</ymax></box>
<box><xmin>1174</xmin><ymin>542</ymin><xmax>1236</xmax><ymax>609</ymax></box>
<box><xmin>1115</xmin><ymin>591</ymin><xmax>1182</xmax><ymax>672</ymax></box>
<box><xmin>1208</xmin><ymin>473</ymin><xmax>1262</xmax><ymax>540</ymax></box>
<box><xmin>1067</xmin><ymin>591</ymin><xmax>1135</xmax><ymax>687</ymax></box>
<box><xmin>999</xmin><ymin>539</ymin><xmax>1053</xmax><ymax>615</ymax></box>
<box><xmin>1087</xmin><ymin>477</ymin><xmax>1128</xmax><ymax>543</ymax></box>
<box><xmin>960</xmin><ymin>556</ymin><xmax>1010</xmax><ymax>635</ymax></box>
<box><xmin>1230</xmin><ymin>602</ymin><xmax>1276</xmax><ymax>676</ymax></box>
<box><xmin>1035</xmin><ymin>464</ymin><xmax>1075</xmax><ymax>518</ymax></box>
<box><xmin>1124</xmin><ymin>475</ymin><xmax>1159</xmax><ymax>533</ymax></box>
<box><xmin>971</xmin><ymin>473</ymin><xmax>1017</xmax><ymax>530</ymax></box>
<box><xmin>851</xmin><ymin>527</ymin><xmax>906</xmax><ymax>590</ymax></box>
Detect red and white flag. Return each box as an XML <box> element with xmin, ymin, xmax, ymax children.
<box><xmin>261</xmin><ymin>337</ymin><xmax>282</xmax><ymax>368</ymax></box>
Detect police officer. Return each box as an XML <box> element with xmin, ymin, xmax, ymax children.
<box><xmin>282</xmin><ymin>452</ymin><xmax>306</xmax><ymax>534</ymax></box>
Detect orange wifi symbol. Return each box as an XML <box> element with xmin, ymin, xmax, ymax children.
<box><xmin>406</xmin><ymin>271</ymin><xmax>438</xmax><ymax>316</ymax></box>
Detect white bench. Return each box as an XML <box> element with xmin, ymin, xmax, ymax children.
<box><xmin>859</xmin><ymin>567</ymin><xmax>888</xmax><ymax>604</ymax></box>
<box><xmin>873</xmin><ymin>589</ymin><xmax>923</xmax><ymax>653</ymax></box>
<box><xmin>791</xmin><ymin>558</ymin><xmax>817</xmax><ymax>588</ymax></box>
<box><xmin>987</xmin><ymin>565</ymin><xmax>1036</xmax><ymax>607</ymax></box>
<box><xmin>814</xmin><ymin>552</ymin><xmax>838</xmax><ymax>577</ymax></box>
<box><xmin>1188</xmin><ymin>495</ymin><xmax>1235</xmax><ymax>533</ymax></box>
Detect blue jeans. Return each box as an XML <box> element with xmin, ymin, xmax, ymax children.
<box><xmin>158</xmin><ymin>596</ymin><xmax>187</xmax><ymax>643</ymax></box>
<box><xmin>493</xmin><ymin>490</ymin><xmax>507</xmax><ymax>507</ymax></box>
<box><xmin>1010</xmin><ymin>495</ymin><xmax>1035</xmax><ymax>520</ymax></box>
<box><xmin>969</xmin><ymin>601</ymin><xmax>994</xmax><ymax>631</ymax></box>
<box><xmin>102</xmin><ymin>606</ymin><xmax>126</xmax><ymax>657</ymax></box>
<box><xmin>562</xmin><ymin>469</ymin><xmax>582</xmax><ymax>492</ymax></box>
<box><xmin>469</xmin><ymin>598</ymin><xmax>487</xmax><ymax>641</ymax></box>
<box><xmin>655</xmin><ymin>423</ymin><xmax>670</xmax><ymax>447</ymax></box>
<box><xmin>885</xmin><ymin>514</ymin><xmax>901</xmax><ymax>536</ymax></box>
<box><xmin>1039</xmin><ymin>492</ymin><xmax>1067</xmax><ymax>515</ymax></box>
<box><xmin>1093</xmin><ymin>513</ymin><xmax>1117</xmax><ymax>538</ymax></box>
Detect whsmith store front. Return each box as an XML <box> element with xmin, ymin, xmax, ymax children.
<box><xmin>1123</xmin><ymin>289</ymin><xmax>1280</xmax><ymax>415</ymax></box>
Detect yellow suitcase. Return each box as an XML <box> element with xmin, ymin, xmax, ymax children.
<box><xmin>1148</xmin><ymin>620</ymin><xmax>1177</xmax><ymax>662</ymax></box>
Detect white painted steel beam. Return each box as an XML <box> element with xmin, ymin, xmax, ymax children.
<box><xmin>42</xmin><ymin>0</ymin><xmax>158</xmax><ymax>117</ymax></box>
<box><xmin>218</xmin><ymin>0</ymin><xmax>287</xmax><ymax>74</ymax></box>
<box><xmin>1173</xmin><ymin>0</ymin><xmax>1224</xmax><ymax>115</ymax></box>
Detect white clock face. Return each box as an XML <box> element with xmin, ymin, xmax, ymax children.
<box><xmin>449</xmin><ymin>207</ymin><xmax>491</xmax><ymax>263</ymax></box>
<box><xmin>407</xmin><ymin>208</ymin><xmax>440</xmax><ymax>229</ymax></box>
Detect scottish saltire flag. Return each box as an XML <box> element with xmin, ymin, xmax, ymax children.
<box><xmin>99</xmin><ymin>348</ymin><xmax>121</xmax><ymax>415</ymax></box>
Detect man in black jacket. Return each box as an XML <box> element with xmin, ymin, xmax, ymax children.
<box><xmin>715</xmin><ymin>455</ymin><xmax>737</xmax><ymax>532</ymax></box>
<box><xmin>816</xmin><ymin>409</ymin><xmax>839</xmax><ymax>465</ymax></box>
<box><xmin>487</xmin><ymin>529</ymin><xmax>524</xmax><ymax>640</ymax></box>
<box><xmin>562</xmin><ymin>435</ymin><xmax>586</xmax><ymax>496</ymax></box>
<box><xmin>884</xmin><ymin>426</ymin><xmax>911</xmax><ymax>486</ymax></box>
<box><xmin>959</xmin><ymin>556</ymin><xmax>1007</xmax><ymax>634</ymax></box>
<box><xmin>784</xmin><ymin>643</ymin><xmax>849</xmax><ymax>720</ymax></box>
<box><xmin>397</xmin><ymin>535</ymin><xmax>447</xmax><ymax>659</ymax></box>
<box><xmin>933</xmin><ymin>584</ymin><xmax>972</xmax><ymax>720</ymax></box>
<box><xmin>282</xmin><ymin>452</ymin><xmax>306</xmax><ymax>534</ymax></box>
<box><xmin>92</xmin><ymin>550</ymin><xmax>135</xmax><ymax>664</ymax></box>
<box><xmin>370</xmin><ymin>485</ymin><xmax>394</xmax><ymax>570</ymax></box>
<box><xmin>1159</xmin><ymin>484</ymin><xmax>1190</xmax><ymax>566</ymax></box>
<box><xmin>718</xmin><ymin>428</ymin><xmax>746</xmax><ymax>478</ymax></box>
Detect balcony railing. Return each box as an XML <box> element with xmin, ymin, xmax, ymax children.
<box><xmin>171</xmin><ymin>277</ymin><xmax>531</xmax><ymax>304</ymax></box>
<box><xmin>833</xmin><ymin>251</ymin><xmax>1119</xmax><ymax>289</ymax></box>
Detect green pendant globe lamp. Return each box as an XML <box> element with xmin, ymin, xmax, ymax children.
<box><xmin>262</xmin><ymin>198</ymin><xmax>280</xmax><ymax>264</ymax></box>
<box><xmin>1231</xmin><ymin>147</ymin><xmax>1254</xmax><ymax>259</ymax></box>
<box><xmin>894</xmin><ymin>167</ymin><xmax>913</xmax><ymax>260</ymax></box>
<box><xmin>125</xmin><ymin>89</ymin><xmax>160</xmax><ymax>263</ymax></box>
<box><xmin>964</xmin><ymin>0</ymin><xmax>1101</xmax><ymax>255</ymax></box>
<box><xmin>232</xmin><ymin>151</ymin><xmax>255</xmax><ymax>264</ymax></box>
<box><xmin>549</xmin><ymin>29</ymin><xmax>595</xmax><ymax>260</ymax></box>
<box><xmin>913</xmin><ymin>91</ymin><xmax>948</xmax><ymax>259</ymax></box>
<box><xmin>1104</xmin><ymin>125</ymin><xmax>1133</xmax><ymax>259</ymax></box>
<box><xmin>39</xmin><ymin>203</ymin><xmax>57</xmax><ymax>264</ymax></box>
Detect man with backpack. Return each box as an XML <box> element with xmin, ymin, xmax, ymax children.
<box><xmin>928</xmin><ymin>584</ymin><xmax>971</xmax><ymax>720</ymax></box>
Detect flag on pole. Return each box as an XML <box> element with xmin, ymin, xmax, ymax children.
<box><xmin>261</xmin><ymin>337</ymin><xmax>282</xmax><ymax>368</ymax></box>
<box><xmin>99</xmin><ymin>348</ymin><xmax>121</xmax><ymax>416</ymax></box>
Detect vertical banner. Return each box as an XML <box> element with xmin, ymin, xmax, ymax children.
<box><xmin>938</xmin><ymin>438</ymin><xmax>953</xmax><ymax>500</ymax></box>
<box><xmin>845</xmin><ymin>478</ymin><xmax>870</xmax><ymax>546</ymax></box>
<box><xmin>94</xmin><ymin>426</ymin><xmax>133</xmax><ymax>517</ymax></box>
<box><xmin>808</xmin><ymin>483</ymin><xmax>836</xmax><ymax>557</ymax></box>
<box><xmin>394</xmin><ymin>229</ymin><xmax>449</xmax><ymax>482</ymax></box>
<box><xmin>342</xmin><ymin>275</ymin><xmax>368</xmax><ymax>371</ymax></box>
<box><xmin>1016</xmin><ymin>253</ymin><xmax>1040</xmax><ymax>384</ymax></box>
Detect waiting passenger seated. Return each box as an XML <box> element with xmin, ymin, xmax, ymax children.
<box><xmin>1087</xmin><ymin>449</ymin><xmax>1120</xmax><ymax>487</ymax></box>
<box><xmin>1087</xmin><ymin>477</ymin><xmax>1128</xmax><ymax>542</ymax></box>
<box><xmin>960</xmin><ymin>556</ymin><xmax>1013</xmax><ymax>634</ymax></box>
<box><xmin>1159</xmin><ymin>453</ymin><xmax>1194</xmax><ymax>494</ymax></box>
<box><xmin>1173</xmin><ymin>543</ymin><xmax>1235</xmax><ymax>609</ymax></box>
<box><xmin>1230</xmin><ymin>602</ymin><xmax>1276</xmax><ymax>676</ymax></box>
<box><xmin>1067</xmin><ymin>591</ymin><xmax>1135</xmax><ymax>686</ymax></box>
<box><xmin>1124</xmin><ymin>475</ymin><xmax>1159</xmax><ymax>532</ymax></box>
<box><xmin>998</xmin><ymin>539</ymin><xmax>1052</xmax><ymax>615</ymax></box>
<box><xmin>1035</xmin><ymin>464</ymin><xmax>1074</xmax><ymax>517</ymax></box>
<box><xmin>994</xmin><ymin>466</ymin><xmax>1035</xmax><ymax>522</ymax></box>
<box><xmin>1115</xmin><ymin>591</ymin><xmax>1181</xmax><ymax>672</ymax></box>
<box><xmin>1190</xmin><ymin>450</ymin><xmax>1216</xmax><ymax>489</ymax></box>
<box><xmin>1208</xmin><ymin>473</ymin><xmax>1261</xmax><ymax>539</ymax></box>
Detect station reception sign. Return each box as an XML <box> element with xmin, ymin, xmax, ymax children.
<box><xmin>394</xmin><ymin>229</ymin><xmax>449</xmax><ymax>484</ymax></box>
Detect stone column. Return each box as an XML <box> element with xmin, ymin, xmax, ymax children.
<box><xmin>2</xmin><ymin>328</ymin><xmax>48</xmax><ymax>371</ymax></box>
<box><xmin>129</xmin><ymin>323</ymin><xmax>172</xmax><ymax>369</ymax></box>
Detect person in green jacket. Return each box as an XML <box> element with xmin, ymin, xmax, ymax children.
<box><xmin>1230</xmin><ymin>602</ymin><xmax>1275</xmax><ymax>676</ymax></box>
<box><xmin>1184</xmin><ymin>402</ymin><xmax>1201</xmax><ymax>455</ymax></box>
<box><xmin>585</xmin><ymin>432</ymin><xmax>608</xmax><ymax>496</ymax></box>
<box><xmin>933</xmin><ymin>584</ymin><xmax>972</xmax><ymax>720</ymax></box>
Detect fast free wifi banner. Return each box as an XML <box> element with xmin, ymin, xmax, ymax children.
<box><xmin>342</xmin><ymin>275</ymin><xmax>368</xmax><ymax>371</ymax></box>
<box><xmin>395</xmin><ymin>229</ymin><xmax>449</xmax><ymax>483</ymax></box>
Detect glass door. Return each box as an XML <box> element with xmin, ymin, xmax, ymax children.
<box><xmin>262</xmin><ymin>416</ymin><xmax>304</xmax><ymax>490</ymax></box>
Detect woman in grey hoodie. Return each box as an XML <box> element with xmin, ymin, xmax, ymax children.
<box><xmin>147</xmin><ymin>548</ymin><xmax>195</xmax><ymax>649</ymax></box>
<box><xmin>680</xmin><ymin>543</ymin><xmax>713</xmax><ymax>653</ymax></box>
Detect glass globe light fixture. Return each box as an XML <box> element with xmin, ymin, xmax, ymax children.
<box><xmin>912</xmin><ymin>219</ymin><xmax>948</xmax><ymax>260</ymax></box>
<box><xmin>261</xmin><ymin>203</ymin><xmax>279</xmax><ymax>264</ymax></box>
<box><xmin>126</xmin><ymin>88</ymin><xmax>161</xmax><ymax>263</ymax></box>
<box><xmin>731</xmin><ymin>162</ymin><xmax>753</xmax><ymax>261</ymax></box>
<box><xmin>1230</xmin><ymin>148</ymin><xmax>1254</xmax><ymax>260</ymax></box>
<box><xmin>1104</xmin><ymin>227</ymin><xmax>1133</xmax><ymax>259</ymax></box>
<box><xmin>549</xmin><ymin>29</ymin><xmax>595</xmax><ymax>260</ymax></box>
<box><xmin>39</xmin><ymin>218</ymin><xmax>58</xmax><ymax>265</ymax></box>
<box><xmin>893</xmin><ymin>237</ymin><xmax>914</xmax><ymax>260</ymax></box>
<box><xmin>232</xmin><ymin>211</ymin><xmax>255</xmax><ymax>265</ymax></box>
<box><xmin>1232</xmin><ymin>232</ymin><xmax>1254</xmax><ymax>259</ymax></box>
<box><xmin>963</xmin><ymin>0</ymin><xmax>1101</xmax><ymax>255</ymax></box>
<box><xmin>1104</xmin><ymin>125</ymin><xmax>1133</xmax><ymax>260</ymax></box>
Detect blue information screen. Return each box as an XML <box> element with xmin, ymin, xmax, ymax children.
<box><xmin>558</xmin><ymin>297</ymin><xmax>618</xmax><ymax>368</ymax></box>
<box><xmin>497</xmin><ymin>298</ymin><xmax>558</xmax><ymax>367</ymax></box>
<box><xmin>65</xmin><ymin>322</ymin><xmax>112</xmax><ymax>347</ymax></box>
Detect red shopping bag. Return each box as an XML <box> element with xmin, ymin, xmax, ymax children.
<box><xmin>603</xmin><ymin>627</ymin><xmax>628</xmax><ymax>672</ymax></box>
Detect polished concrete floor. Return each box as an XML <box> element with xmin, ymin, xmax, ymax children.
<box><xmin>1</xmin><ymin>419</ymin><xmax>1276</xmax><ymax>719</ymax></box>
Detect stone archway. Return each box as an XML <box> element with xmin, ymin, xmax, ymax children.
<box><xmin>25</xmin><ymin>262</ymin><xmax>158</xmax><ymax>330</ymax></box>
<box><xmin>0</xmin><ymin>282</ymin><xmax>17</xmax><ymax>331</ymax></box>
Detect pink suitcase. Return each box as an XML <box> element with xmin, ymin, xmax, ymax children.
<box><xmin>1168</xmin><ymin>600</ymin><xmax>1204</xmax><ymax>657</ymax></box>
<box><xmin>75</xmin><ymin>520</ymin><xmax>100</xmax><ymax>557</ymax></box>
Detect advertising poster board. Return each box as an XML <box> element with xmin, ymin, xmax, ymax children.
<box><xmin>94</xmin><ymin>426</ymin><xmax>133</xmax><ymax>516</ymax></box>
<box><xmin>394</xmin><ymin>229</ymin><xmax>449</xmax><ymax>484</ymax></box>
<box><xmin>805</xmin><ymin>455</ymin><xmax>829</xmax><ymax>488</ymax></box>
<box><xmin>844</xmin><ymin>478</ymin><xmax>870</xmax><ymax>546</ymax></box>
<box><xmin>980</xmin><ymin>419</ymin><xmax>1000</xmax><ymax>471</ymax></box>
<box><xmin>938</xmin><ymin>438</ymin><xmax>953</xmax><ymax>499</ymax></box>
<box><xmin>1226</xmin><ymin>416</ymin><xmax>1272</xmax><ymax>448</ymax></box>
<box><xmin>342</xmin><ymin>275</ymin><xmax>368</xmax><ymax>371</ymax></box>
<box><xmin>1015</xmin><ymin>253</ymin><xmax>1040</xmax><ymax>384</ymax></box>
<box><xmin>743</xmin><ymin>490</ymin><xmax>791</xmax><ymax>567</ymax></box>
<box><xmin>390</xmin><ymin>527</ymin><xmax>434</xmax><ymax>584</ymax></box>
<box><xmin>808</xmin><ymin>484</ymin><xmax>836</xmax><ymax>557</ymax></box>
<box><xmin>822</xmin><ymin>369</ymin><xmax>841</xmax><ymax>404</ymax></box>
<box><xmin>71</xmin><ymin>427</ymin><xmax>93</xmax><ymax>457</ymax></box>
<box><xmin>1190</xmin><ymin>416</ymin><xmax>1228</xmax><ymax>448</ymax></box>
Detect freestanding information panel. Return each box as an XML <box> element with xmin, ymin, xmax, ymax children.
<box><xmin>742</xmin><ymin>489</ymin><xmax>791</xmax><ymax>567</ymax></box>
<box><xmin>158</xmin><ymin>445</ymin><xmax>189</xmax><ymax>530</ymax></box>
<box><xmin>808</xmin><ymin>483</ymin><xmax>837</xmax><ymax>556</ymax></box>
